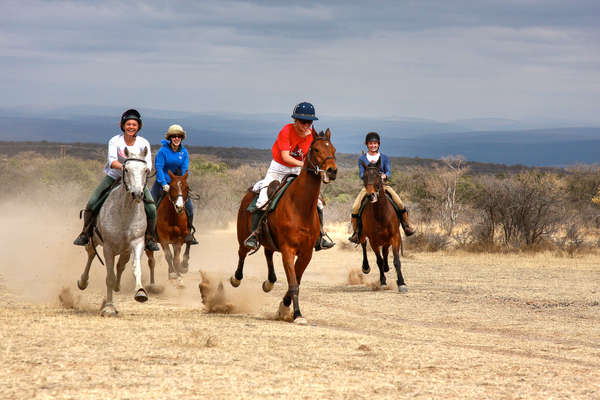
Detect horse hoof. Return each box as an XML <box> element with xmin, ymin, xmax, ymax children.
<box><xmin>383</xmin><ymin>265</ymin><xmax>390</xmax><ymax>273</ymax></box>
<box><xmin>134</xmin><ymin>288</ymin><xmax>148</xmax><ymax>303</ymax></box>
<box><xmin>230</xmin><ymin>276</ymin><xmax>241</xmax><ymax>288</ymax></box>
<box><xmin>262</xmin><ymin>280</ymin><xmax>273</xmax><ymax>292</ymax></box>
<box><xmin>362</xmin><ymin>266</ymin><xmax>370</xmax><ymax>274</ymax></box>
<box><xmin>168</xmin><ymin>272</ymin><xmax>179</xmax><ymax>280</ymax></box>
<box><xmin>114</xmin><ymin>286</ymin><xmax>120</xmax><ymax>293</ymax></box>
<box><xmin>294</xmin><ymin>317</ymin><xmax>308</xmax><ymax>325</ymax></box>
<box><xmin>398</xmin><ymin>285</ymin><xmax>408</xmax><ymax>293</ymax></box>
<box><xmin>100</xmin><ymin>304</ymin><xmax>118</xmax><ymax>317</ymax></box>
<box><xmin>277</xmin><ymin>301</ymin><xmax>292</xmax><ymax>322</ymax></box>
<box><xmin>77</xmin><ymin>279</ymin><xmax>88</xmax><ymax>291</ymax></box>
<box><xmin>176</xmin><ymin>277</ymin><xmax>185</xmax><ymax>289</ymax></box>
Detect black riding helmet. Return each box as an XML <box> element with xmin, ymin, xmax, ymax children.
<box><xmin>365</xmin><ymin>131</ymin><xmax>380</xmax><ymax>145</ymax></box>
<box><xmin>120</xmin><ymin>109</ymin><xmax>143</xmax><ymax>132</ymax></box>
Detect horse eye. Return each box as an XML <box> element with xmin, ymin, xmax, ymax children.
<box><xmin>313</xmin><ymin>148</ymin><xmax>319</xmax><ymax>153</ymax></box>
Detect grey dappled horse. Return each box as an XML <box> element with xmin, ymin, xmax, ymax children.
<box><xmin>77</xmin><ymin>147</ymin><xmax>151</xmax><ymax>316</ymax></box>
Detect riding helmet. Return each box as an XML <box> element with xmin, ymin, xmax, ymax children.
<box><xmin>165</xmin><ymin>124</ymin><xmax>186</xmax><ymax>140</ymax></box>
<box><xmin>120</xmin><ymin>109</ymin><xmax>143</xmax><ymax>132</ymax></box>
<box><xmin>291</xmin><ymin>102</ymin><xmax>318</xmax><ymax>121</ymax></box>
<box><xmin>365</xmin><ymin>131</ymin><xmax>380</xmax><ymax>145</ymax></box>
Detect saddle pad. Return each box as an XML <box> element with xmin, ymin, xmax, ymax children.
<box><xmin>247</xmin><ymin>176</ymin><xmax>296</xmax><ymax>213</ymax></box>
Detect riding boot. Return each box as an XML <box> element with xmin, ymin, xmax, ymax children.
<box><xmin>145</xmin><ymin>213</ymin><xmax>160</xmax><ymax>252</ymax></box>
<box><xmin>185</xmin><ymin>213</ymin><xmax>199</xmax><ymax>245</ymax></box>
<box><xmin>315</xmin><ymin>208</ymin><xmax>335</xmax><ymax>251</ymax></box>
<box><xmin>399</xmin><ymin>208</ymin><xmax>416</xmax><ymax>237</ymax></box>
<box><xmin>348</xmin><ymin>214</ymin><xmax>361</xmax><ymax>244</ymax></box>
<box><xmin>244</xmin><ymin>210</ymin><xmax>264</xmax><ymax>250</ymax></box>
<box><xmin>73</xmin><ymin>209</ymin><xmax>95</xmax><ymax>246</ymax></box>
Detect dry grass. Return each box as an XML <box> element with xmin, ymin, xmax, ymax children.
<box><xmin>1</xmin><ymin>198</ymin><xmax>600</xmax><ymax>399</ymax></box>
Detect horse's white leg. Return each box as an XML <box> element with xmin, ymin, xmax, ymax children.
<box><xmin>101</xmin><ymin>249</ymin><xmax>118</xmax><ymax>317</ymax></box>
<box><xmin>78</xmin><ymin>244</ymin><xmax>95</xmax><ymax>290</ymax></box>
<box><xmin>181</xmin><ymin>243</ymin><xmax>190</xmax><ymax>273</ymax></box>
<box><xmin>114</xmin><ymin>252</ymin><xmax>130</xmax><ymax>292</ymax></box>
<box><xmin>172</xmin><ymin>243</ymin><xmax>185</xmax><ymax>287</ymax></box>
<box><xmin>131</xmin><ymin>241</ymin><xmax>148</xmax><ymax>303</ymax></box>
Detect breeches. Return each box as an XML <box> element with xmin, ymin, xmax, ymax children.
<box><xmin>254</xmin><ymin>160</ymin><xmax>301</xmax><ymax>209</ymax></box>
<box><xmin>351</xmin><ymin>185</ymin><xmax>405</xmax><ymax>215</ymax></box>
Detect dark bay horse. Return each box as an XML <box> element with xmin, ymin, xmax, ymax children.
<box><xmin>230</xmin><ymin>128</ymin><xmax>337</xmax><ymax>324</ymax></box>
<box><xmin>146</xmin><ymin>170</ymin><xmax>191</xmax><ymax>288</ymax></box>
<box><xmin>358</xmin><ymin>158</ymin><xmax>407</xmax><ymax>292</ymax></box>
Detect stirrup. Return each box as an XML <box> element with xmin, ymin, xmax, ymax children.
<box><xmin>185</xmin><ymin>233</ymin><xmax>199</xmax><ymax>245</ymax></box>
<box><xmin>348</xmin><ymin>231</ymin><xmax>360</xmax><ymax>244</ymax></box>
<box><xmin>244</xmin><ymin>234</ymin><xmax>259</xmax><ymax>250</ymax></box>
<box><xmin>315</xmin><ymin>233</ymin><xmax>335</xmax><ymax>251</ymax></box>
<box><xmin>145</xmin><ymin>238</ymin><xmax>160</xmax><ymax>251</ymax></box>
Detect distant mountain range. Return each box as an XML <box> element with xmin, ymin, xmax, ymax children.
<box><xmin>1</xmin><ymin>106</ymin><xmax>599</xmax><ymax>166</ymax></box>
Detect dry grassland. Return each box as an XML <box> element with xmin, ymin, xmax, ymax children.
<box><xmin>1</xmin><ymin>200</ymin><xmax>599</xmax><ymax>399</ymax></box>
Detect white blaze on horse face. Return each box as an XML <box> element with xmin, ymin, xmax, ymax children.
<box><xmin>175</xmin><ymin>195</ymin><xmax>184</xmax><ymax>212</ymax></box>
<box><xmin>125</xmin><ymin>158</ymin><xmax>147</xmax><ymax>201</ymax></box>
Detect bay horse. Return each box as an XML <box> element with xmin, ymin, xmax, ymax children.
<box><xmin>145</xmin><ymin>170</ymin><xmax>191</xmax><ymax>288</ymax></box>
<box><xmin>77</xmin><ymin>147</ymin><xmax>151</xmax><ymax>316</ymax></box>
<box><xmin>358</xmin><ymin>158</ymin><xmax>407</xmax><ymax>292</ymax></box>
<box><xmin>230</xmin><ymin>128</ymin><xmax>337</xmax><ymax>324</ymax></box>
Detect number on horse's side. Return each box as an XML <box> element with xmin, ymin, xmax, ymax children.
<box><xmin>146</xmin><ymin>170</ymin><xmax>191</xmax><ymax>289</ymax></box>
<box><xmin>231</xmin><ymin>128</ymin><xmax>337</xmax><ymax>324</ymax></box>
<box><xmin>358</xmin><ymin>158</ymin><xmax>408</xmax><ymax>292</ymax></box>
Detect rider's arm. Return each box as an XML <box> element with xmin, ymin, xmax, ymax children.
<box><xmin>280</xmin><ymin>150</ymin><xmax>304</xmax><ymax>167</ymax></box>
<box><xmin>155</xmin><ymin>150</ymin><xmax>167</xmax><ymax>186</ymax></box>
<box><xmin>382</xmin><ymin>154</ymin><xmax>392</xmax><ymax>178</ymax></box>
<box><xmin>358</xmin><ymin>157</ymin><xmax>365</xmax><ymax>179</ymax></box>
<box><xmin>181</xmin><ymin>148</ymin><xmax>189</xmax><ymax>175</ymax></box>
<box><xmin>107</xmin><ymin>136</ymin><xmax>122</xmax><ymax>170</ymax></box>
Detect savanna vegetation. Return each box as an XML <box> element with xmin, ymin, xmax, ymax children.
<box><xmin>2</xmin><ymin>141</ymin><xmax>600</xmax><ymax>255</ymax></box>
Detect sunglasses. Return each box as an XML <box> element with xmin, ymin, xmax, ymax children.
<box><xmin>297</xmin><ymin>119</ymin><xmax>313</xmax><ymax>126</ymax></box>
<box><xmin>171</xmin><ymin>135</ymin><xmax>184</xmax><ymax>139</ymax></box>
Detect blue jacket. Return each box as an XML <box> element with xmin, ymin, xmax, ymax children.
<box><xmin>358</xmin><ymin>152</ymin><xmax>391</xmax><ymax>179</ymax></box>
<box><xmin>155</xmin><ymin>139</ymin><xmax>189</xmax><ymax>186</ymax></box>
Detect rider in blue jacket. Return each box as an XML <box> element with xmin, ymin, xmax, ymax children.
<box><xmin>151</xmin><ymin>124</ymin><xmax>198</xmax><ymax>245</ymax></box>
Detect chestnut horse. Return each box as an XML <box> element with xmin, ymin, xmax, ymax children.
<box><xmin>358</xmin><ymin>159</ymin><xmax>407</xmax><ymax>292</ymax></box>
<box><xmin>145</xmin><ymin>170</ymin><xmax>191</xmax><ymax>288</ymax></box>
<box><xmin>230</xmin><ymin>128</ymin><xmax>337</xmax><ymax>324</ymax></box>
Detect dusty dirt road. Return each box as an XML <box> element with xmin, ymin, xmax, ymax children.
<box><xmin>1</xmin><ymin>202</ymin><xmax>599</xmax><ymax>399</ymax></box>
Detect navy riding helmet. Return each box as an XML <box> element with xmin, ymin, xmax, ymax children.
<box><xmin>291</xmin><ymin>102</ymin><xmax>318</xmax><ymax>121</ymax></box>
<box><xmin>365</xmin><ymin>131</ymin><xmax>380</xmax><ymax>145</ymax></box>
<box><xmin>120</xmin><ymin>108</ymin><xmax>143</xmax><ymax>131</ymax></box>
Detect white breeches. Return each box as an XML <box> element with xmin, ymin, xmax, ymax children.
<box><xmin>253</xmin><ymin>160</ymin><xmax>323</xmax><ymax>210</ymax></box>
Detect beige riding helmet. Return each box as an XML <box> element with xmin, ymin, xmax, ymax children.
<box><xmin>165</xmin><ymin>124</ymin><xmax>186</xmax><ymax>140</ymax></box>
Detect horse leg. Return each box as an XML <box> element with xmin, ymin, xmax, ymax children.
<box><xmin>262</xmin><ymin>248</ymin><xmax>277</xmax><ymax>292</ymax></box>
<box><xmin>361</xmin><ymin>240</ymin><xmax>370</xmax><ymax>274</ymax></box>
<box><xmin>145</xmin><ymin>249</ymin><xmax>156</xmax><ymax>286</ymax></box>
<box><xmin>162</xmin><ymin>242</ymin><xmax>177</xmax><ymax>281</ymax></box>
<box><xmin>101</xmin><ymin>250</ymin><xmax>118</xmax><ymax>317</ymax></box>
<box><xmin>114</xmin><ymin>252</ymin><xmax>130</xmax><ymax>292</ymax></box>
<box><xmin>382</xmin><ymin>245</ymin><xmax>390</xmax><ymax>273</ymax></box>
<box><xmin>392</xmin><ymin>236</ymin><xmax>407</xmax><ymax>293</ymax></box>
<box><xmin>230</xmin><ymin>245</ymin><xmax>249</xmax><ymax>288</ymax></box>
<box><xmin>172</xmin><ymin>243</ymin><xmax>185</xmax><ymax>288</ymax></box>
<box><xmin>370</xmin><ymin>242</ymin><xmax>387</xmax><ymax>288</ymax></box>
<box><xmin>78</xmin><ymin>244</ymin><xmax>95</xmax><ymax>290</ymax></box>
<box><xmin>131</xmin><ymin>241</ymin><xmax>148</xmax><ymax>303</ymax></box>
<box><xmin>180</xmin><ymin>243</ymin><xmax>190</xmax><ymax>274</ymax></box>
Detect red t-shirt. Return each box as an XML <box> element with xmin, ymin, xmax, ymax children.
<box><xmin>271</xmin><ymin>123</ymin><xmax>314</xmax><ymax>167</ymax></box>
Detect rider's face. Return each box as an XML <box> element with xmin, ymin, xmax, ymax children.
<box><xmin>294</xmin><ymin>119</ymin><xmax>312</xmax><ymax>136</ymax></box>
<box><xmin>123</xmin><ymin>120</ymin><xmax>139</xmax><ymax>137</ymax></box>
<box><xmin>367</xmin><ymin>140</ymin><xmax>379</xmax><ymax>153</ymax></box>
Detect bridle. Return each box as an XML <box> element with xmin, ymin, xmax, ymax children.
<box><xmin>122</xmin><ymin>158</ymin><xmax>148</xmax><ymax>194</ymax></box>
<box><xmin>364</xmin><ymin>163</ymin><xmax>382</xmax><ymax>198</ymax></box>
<box><xmin>306</xmin><ymin>134</ymin><xmax>335</xmax><ymax>176</ymax></box>
<box><xmin>167</xmin><ymin>178</ymin><xmax>187</xmax><ymax>213</ymax></box>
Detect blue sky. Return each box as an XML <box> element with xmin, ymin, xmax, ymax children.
<box><xmin>2</xmin><ymin>0</ymin><xmax>600</xmax><ymax>124</ymax></box>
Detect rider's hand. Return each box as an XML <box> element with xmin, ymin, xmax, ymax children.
<box><xmin>162</xmin><ymin>184</ymin><xmax>170</xmax><ymax>192</ymax></box>
<box><xmin>381</xmin><ymin>173</ymin><xmax>387</xmax><ymax>180</ymax></box>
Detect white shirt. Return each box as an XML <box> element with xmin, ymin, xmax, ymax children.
<box><xmin>366</xmin><ymin>152</ymin><xmax>380</xmax><ymax>164</ymax></box>
<box><xmin>104</xmin><ymin>134</ymin><xmax>152</xmax><ymax>180</ymax></box>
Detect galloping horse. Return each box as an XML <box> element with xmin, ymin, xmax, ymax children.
<box><xmin>145</xmin><ymin>170</ymin><xmax>191</xmax><ymax>287</ymax></box>
<box><xmin>77</xmin><ymin>147</ymin><xmax>151</xmax><ymax>316</ymax></box>
<box><xmin>230</xmin><ymin>128</ymin><xmax>337</xmax><ymax>324</ymax></box>
<box><xmin>358</xmin><ymin>159</ymin><xmax>407</xmax><ymax>292</ymax></box>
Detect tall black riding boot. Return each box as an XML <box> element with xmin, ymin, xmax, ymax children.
<box><xmin>73</xmin><ymin>209</ymin><xmax>95</xmax><ymax>246</ymax></box>
<box><xmin>145</xmin><ymin>213</ymin><xmax>160</xmax><ymax>252</ymax></box>
<box><xmin>315</xmin><ymin>208</ymin><xmax>335</xmax><ymax>251</ymax></box>
<box><xmin>244</xmin><ymin>210</ymin><xmax>264</xmax><ymax>250</ymax></box>
<box><xmin>185</xmin><ymin>213</ymin><xmax>199</xmax><ymax>245</ymax></box>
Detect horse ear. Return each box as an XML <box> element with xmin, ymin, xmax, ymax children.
<box><xmin>312</xmin><ymin>129</ymin><xmax>318</xmax><ymax>140</ymax></box>
<box><xmin>141</xmin><ymin>147</ymin><xmax>148</xmax><ymax>157</ymax></box>
<box><xmin>183</xmin><ymin>170</ymin><xmax>189</xmax><ymax>179</ymax></box>
<box><xmin>168</xmin><ymin>170</ymin><xmax>175</xmax><ymax>179</ymax></box>
<box><xmin>124</xmin><ymin>147</ymin><xmax>130</xmax><ymax>157</ymax></box>
<box><xmin>360</xmin><ymin>159</ymin><xmax>368</xmax><ymax>170</ymax></box>
<box><xmin>376</xmin><ymin>157</ymin><xmax>381</xmax><ymax>167</ymax></box>
<box><xmin>325</xmin><ymin>128</ymin><xmax>331</xmax><ymax>139</ymax></box>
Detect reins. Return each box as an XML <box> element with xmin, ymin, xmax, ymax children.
<box><xmin>305</xmin><ymin>135</ymin><xmax>334</xmax><ymax>175</ymax></box>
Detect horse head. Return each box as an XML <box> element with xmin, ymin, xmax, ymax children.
<box><xmin>123</xmin><ymin>147</ymin><xmax>149</xmax><ymax>202</ymax></box>
<box><xmin>361</xmin><ymin>158</ymin><xmax>382</xmax><ymax>203</ymax></box>
<box><xmin>167</xmin><ymin>170</ymin><xmax>189</xmax><ymax>214</ymax></box>
<box><xmin>306</xmin><ymin>128</ymin><xmax>337</xmax><ymax>183</ymax></box>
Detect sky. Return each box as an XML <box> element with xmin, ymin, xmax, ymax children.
<box><xmin>2</xmin><ymin>0</ymin><xmax>600</xmax><ymax>124</ymax></box>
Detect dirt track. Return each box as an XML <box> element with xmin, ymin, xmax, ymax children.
<box><xmin>1</xmin><ymin>203</ymin><xmax>600</xmax><ymax>399</ymax></box>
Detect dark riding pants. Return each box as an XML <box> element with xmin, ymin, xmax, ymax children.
<box><xmin>87</xmin><ymin>175</ymin><xmax>156</xmax><ymax>220</ymax></box>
